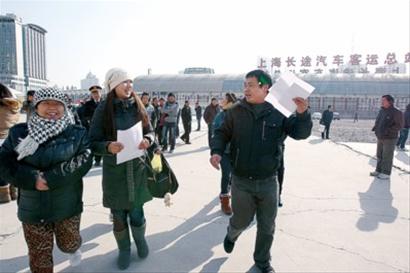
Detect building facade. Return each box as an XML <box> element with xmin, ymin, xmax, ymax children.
<box><xmin>80</xmin><ymin>72</ymin><xmax>100</xmax><ymax>90</ymax></box>
<box><xmin>0</xmin><ymin>14</ymin><xmax>25</xmax><ymax>92</ymax></box>
<box><xmin>134</xmin><ymin>73</ymin><xmax>410</xmax><ymax>119</ymax></box>
<box><xmin>0</xmin><ymin>13</ymin><xmax>48</xmax><ymax>93</ymax></box>
<box><xmin>22</xmin><ymin>23</ymin><xmax>47</xmax><ymax>91</ymax></box>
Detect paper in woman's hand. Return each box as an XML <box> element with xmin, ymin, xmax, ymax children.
<box><xmin>116</xmin><ymin>121</ymin><xmax>144</xmax><ymax>164</ymax></box>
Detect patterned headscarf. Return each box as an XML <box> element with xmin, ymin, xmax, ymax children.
<box><xmin>15</xmin><ymin>88</ymin><xmax>74</xmax><ymax>160</ymax></box>
<box><xmin>33</xmin><ymin>87</ymin><xmax>68</xmax><ymax>108</ymax></box>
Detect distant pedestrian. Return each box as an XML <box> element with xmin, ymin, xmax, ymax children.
<box><xmin>180</xmin><ymin>100</ymin><xmax>192</xmax><ymax>144</ymax></box>
<box><xmin>396</xmin><ymin>103</ymin><xmax>410</xmax><ymax>151</ymax></box>
<box><xmin>157</xmin><ymin>97</ymin><xmax>166</xmax><ymax>145</ymax></box>
<box><xmin>80</xmin><ymin>85</ymin><xmax>103</xmax><ymax>166</ymax></box>
<box><xmin>65</xmin><ymin>94</ymin><xmax>82</xmax><ymax>126</ymax></box>
<box><xmin>0</xmin><ymin>87</ymin><xmax>93</xmax><ymax>273</ymax></box>
<box><xmin>204</xmin><ymin>98</ymin><xmax>220</xmax><ymax>147</ymax></box>
<box><xmin>176</xmin><ymin>108</ymin><xmax>181</xmax><ymax>138</ymax></box>
<box><xmin>212</xmin><ymin>93</ymin><xmax>237</xmax><ymax>215</ymax></box>
<box><xmin>210</xmin><ymin>70</ymin><xmax>312</xmax><ymax>273</ymax></box>
<box><xmin>89</xmin><ymin>68</ymin><xmax>158</xmax><ymax>269</ymax></box>
<box><xmin>161</xmin><ymin>93</ymin><xmax>179</xmax><ymax>153</ymax></box>
<box><xmin>320</xmin><ymin>105</ymin><xmax>333</xmax><ymax>139</ymax></box>
<box><xmin>370</xmin><ymin>95</ymin><xmax>403</xmax><ymax>180</ymax></box>
<box><xmin>195</xmin><ymin>101</ymin><xmax>202</xmax><ymax>131</ymax></box>
<box><xmin>76</xmin><ymin>99</ymin><xmax>86</xmax><ymax>124</ymax></box>
<box><xmin>0</xmin><ymin>83</ymin><xmax>21</xmax><ymax>203</ymax></box>
<box><xmin>21</xmin><ymin>90</ymin><xmax>36</xmax><ymax>121</ymax></box>
<box><xmin>151</xmin><ymin>97</ymin><xmax>160</xmax><ymax>132</ymax></box>
<box><xmin>80</xmin><ymin>85</ymin><xmax>103</xmax><ymax>130</ymax></box>
<box><xmin>353</xmin><ymin>112</ymin><xmax>359</xmax><ymax>123</ymax></box>
<box><xmin>141</xmin><ymin>92</ymin><xmax>156</xmax><ymax>127</ymax></box>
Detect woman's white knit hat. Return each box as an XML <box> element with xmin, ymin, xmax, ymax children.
<box><xmin>104</xmin><ymin>68</ymin><xmax>132</xmax><ymax>92</ymax></box>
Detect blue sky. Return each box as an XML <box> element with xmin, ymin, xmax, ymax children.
<box><xmin>1</xmin><ymin>0</ymin><xmax>409</xmax><ymax>88</ymax></box>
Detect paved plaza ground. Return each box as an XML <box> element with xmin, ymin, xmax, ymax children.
<box><xmin>1</xmin><ymin>126</ymin><xmax>409</xmax><ymax>273</ymax></box>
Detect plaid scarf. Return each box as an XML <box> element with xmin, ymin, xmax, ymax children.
<box><xmin>15</xmin><ymin>112</ymin><xmax>73</xmax><ymax>160</ymax></box>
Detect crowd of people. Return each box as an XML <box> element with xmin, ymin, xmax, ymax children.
<box><xmin>0</xmin><ymin>67</ymin><xmax>409</xmax><ymax>273</ymax></box>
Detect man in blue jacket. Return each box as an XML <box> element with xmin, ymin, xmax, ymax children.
<box><xmin>210</xmin><ymin>70</ymin><xmax>312</xmax><ymax>273</ymax></box>
<box><xmin>161</xmin><ymin>93</ymin><xmax>179</xmax><ymax>153</ymax></box>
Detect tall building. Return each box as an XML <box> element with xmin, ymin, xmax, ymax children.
<box><xmin>0</xmin><ymin>13</ymin><xmax>25</xmax><ymax>92</ymax></box>
<box><xmin>80</xmin><ymin>72</ymin><xmax>100</xmax><ymax>90</ymax></box>
<box><xmin>23</xmin><ymin>23</ymin><xmax>47</xmax><ymax>90</ymax></box>
<box><xmin>0</xmin><ymin>13</ymin><xmax>48</xmax><ymax>93</ymax></box>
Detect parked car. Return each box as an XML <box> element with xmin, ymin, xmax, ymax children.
<box><xmin>333</xmin><ymin>112</ymin><xmax>340</xmax><ymax>120</ymax></box>
<box><xmin>312</xmin><ymin>112</ymin><xmax>322</xmax><ymax>120</ymax></box>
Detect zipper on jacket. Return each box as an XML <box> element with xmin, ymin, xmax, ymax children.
<box><xmin>262</xmin><ymin>120</ymin><xmax>266</xmax><ymax>141</ymax></box>
<box><xmin>235</xmin><ymin>148</ymin><xmax>240</xmax><ymax>168</ymax></box>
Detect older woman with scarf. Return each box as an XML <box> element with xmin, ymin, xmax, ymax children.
<box><xmin>212</xmin><ymin>93</ymin><xmax>237</xmax><ymax>215</ymax></box>
<box><xmin>89</xmin><ymin>68</ymin><xmax>158</xmax><ymax>270</ymax></box>
<box><xmin>0</xmin><ymin>83</ymin><xmax>21</xmax><ymax>203</ymax></box>
<box><xmin>0</xmin><ymin>87</ymin><xmax>93</xmax><ymax>273</ymax></box>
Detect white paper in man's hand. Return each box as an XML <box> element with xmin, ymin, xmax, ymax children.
<box><xmin>265</xmin><ymin>72</ymin><xmax>315</xmax><ymax>117</ymax></box>
<box><xmin>116</xmin><ymin>121</ymin><xmax>144</xmax><ymax>164</ymax></box>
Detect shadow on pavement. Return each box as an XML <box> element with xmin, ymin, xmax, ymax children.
<box><xmin>368</xmin><ymin>157</ymin><xmax>377</xmax><ymax>168</ymax></box>
<box><xmin>1</xmin><ymin>223</ymin><xmax>111</xmax><ymax>273</ymax></box>
<box><xmin>395</xmin><ymin>151</ymin><xmax>410</xmax><ymax>166</ymax></box>
<box><xmin>0</xmin><ymin>255</ymin><xmax>28</xmax><ymax>273</ymax></box>
<box><xmin>80</xmin><ymin>223</ymin><xmax>112</xmax><ymax>242</ymax></box>
<box><xmin>165</xmin><ymin>146</ymin><xmax>209</xmax><ymax>158</ymax></box>
<box><xmin>61</xmin><ymin>197</ymin><xmax>229</xmax><ymax>272</ymax></box>
<box><xmin>246</xmin><ymin>264</ymin><xmax>261</xmax><ymax>273</ymax></box>
<box><xmin>356</xmin><ymin>178</ymin><xmax>398</xmax><ymax>232</ymax></box>
<box><xmin>145</xmin><ymin>196</ymin><xmax>228</xmax><ymax>272</ymax></box>
<box><xmin>199</xmin><ymin>257</ymin><xmax>229</xmax><ymax>273</ymax></box>
<box><xmin>308</xmin><ymin>138</ymin><xmax>324</xmax><ymax>145</ymax></box>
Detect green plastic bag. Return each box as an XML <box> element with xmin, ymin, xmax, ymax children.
<box><xmin>151</xmin><ymin>153</ymin><xmax>162</xmax><ymax>173</ymax></box>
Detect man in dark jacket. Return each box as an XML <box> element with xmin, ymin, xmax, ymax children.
<box><xmin>195</xmin><ymin>102</ymin><xmax>202</xmax><ymax>131</ymax></box>
<box><xmin>141</xmin><ymin>92</ymin><xmax>156</xmax><ymax>127</ymax></box>
<box><xmin>156</xmin><ymin>97</ymin><xmax>166</xmax><ymax>145</ymax></box>
<box><xmin>80</xmin><ymin>85</ymin><xmax>102</xmax><ymax>130</ymax></box>
<box><xmin>204</xmin><ymin>98</ymin><xmax>220</xmax><ymax>147</ymax></box>
<box><xmin>151</xmin><ymin>97</ymin><xmax>161</xmax><ymax>132</ymax></box>
<box><xmin>320</xmin><ymin>105</ymin><xmax>333</xmax><ymax>139</ymax></box>
<box><xmin>21</xmin><ymin>90</ymin><xmax>35</xmax><ymax>121</ymax></box>
<box><xmin>210</xmin><ymin>70</ymin><xmax>312</xmax><ymax>273</ymax></box>
<box><xmin>80</xmin><ymin>85</ymin><xmax>103</xmax><ymax>166</ymax></box>
<box><xmin>180</xmin><ymin>100</ymin><xmax>192</xmax><ymax>144</ymax></box>
<box><xmin>370</xmin><ymin>95</ymin><xmax>403</xmax><ymax>180</ymax></box>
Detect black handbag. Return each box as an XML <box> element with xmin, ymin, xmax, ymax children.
<box><xmin>319</xmin><ymin>118</ymin><xmax>325</xmax><ymax>125</ymax></box>
<box><xmin>143</xmin><ymin>152</ymin><xmax>179</xmax><ymax>198</ymax></box>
